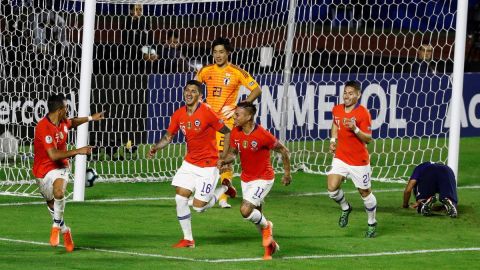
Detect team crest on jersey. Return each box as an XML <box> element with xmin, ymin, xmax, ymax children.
<box><xmin>194</xmin><ymin>120</ymin><xmax>201</xmax><ymax>127</ymax></box>
<box><xmin>343</xmin><ymin>117</ymin><xmax>356</xmax><ymax>125</ymax></box>
<box><xmin>250</xmin><ymin>140</ymin><xmax>258</xmax><ymax>150</ymax></box>
<box><xmin>223</xmin><ymin>77</ymin><xmax>230</xmax><ymax>86</ymax></box>
<box><xmin>242</xmin><ymin>140</ymin><xmax>248</xmax><ymax>149</ymax></box>
<box><xmin>45</xmin><ymin>135</ymin><xmax>53</xmax><ymax>144</ymax></box>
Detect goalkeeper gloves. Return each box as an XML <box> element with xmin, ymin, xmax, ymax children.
<box><xmin>221</xmin><ymin>105</ymin><xmax>236</xmax><ymax>119</ymax></box>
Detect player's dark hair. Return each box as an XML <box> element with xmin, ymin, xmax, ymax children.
<box><xmin>237</xmin><ymin>101</ymin><xmax>257</xmax><ymax>117</ymax></box>
<box><xmin>167</xmin><ymin>30</ymin><xmax>178</xmax><ymax>40</ymax></box>
<box><xmin>185</xmin><ymin>80</ymin><xmax>203</xmax><ymax>90</ymax></box>
<box><xmin>47</xmin><ymin>93</ymin><xmax>66</xmax><ymax>113</ymax></box>
<box><xmin>212</xmin><ymin>37</ymin><xmax>234</xmax><ymax>53</ymax></box>
<box><xmin>345</xmin><ymin>81</ymin><xmax>361</xmax><ymax>92</ymax></box>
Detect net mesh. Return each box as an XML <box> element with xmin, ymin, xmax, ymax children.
<box><xmin>0</xmin><ymin>0</ymin><xmax>456</xmax><ymax>195</ymax></box>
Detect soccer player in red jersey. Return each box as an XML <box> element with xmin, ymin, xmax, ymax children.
<box><xmin>147</xmin><ymin>80</ymin><xmax>234</xmax><ymax>248</ymax></box>
<box><xmin>33</xmin><ymin>93</ymin><xmax>104</xmax><ymax>252</ymax></box>
<box><xmin>327</xmin><ymin>81</ymin><xmax>377</xmax><ymax>238</ymax></box>
<box><xmin>218</xmin><ymin>102</ymin><xmax>291</xmax><ymax>260</ymax></box>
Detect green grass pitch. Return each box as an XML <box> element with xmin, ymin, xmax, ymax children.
<box><xmin>0</xmin><ymin>137</ymin><xmax>479</xmax><ymax>269</ymax></box>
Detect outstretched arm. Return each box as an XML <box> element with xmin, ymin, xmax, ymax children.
<box><xmin>70</xmin><ymin>111</ymin><xmax>105</xmax><ymax>129</ymax></box>
<box><xmin>147</xmin><ymin>132</ymin><xmax>174</xmax><ymax>158</ymax></box>
<box><xmin>47</xmin><ymin>146</ymin><xmax>93</xmax><ymax>161</ymax></box>
<box><xmin>273</xmin><ymin>141</ymin><xmax>291</xmax><ymax>186</ymax></box>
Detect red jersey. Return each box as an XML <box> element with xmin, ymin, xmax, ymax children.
<box><xmin>167</xmin><ymin>102</ymin><xmax>225</xmax><ymax>167</ymax></box>
<box><xmin>230</xmin><ymin>124</ymin><xmax>278</xmax><ymax>182</ymax></box>
<box><xmin>332</xmin><ymin>104</ymin><xmax>372</xmax><ymax>166</ymax></box>
<box><xmin>33</xmin><ymin>116</ymin><xmax>72</xmax><ymax>178</ymax></box>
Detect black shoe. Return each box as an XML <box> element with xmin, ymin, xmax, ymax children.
<box><xmin>421</xmin><ymin>196</ymin><xmax>436</xmax><ymax>216</ymax></box>
<box><xmin>339</xmin><ymin>204</ymin><xmax>352</xmax><ymax>228</ymax></box>
<box><xmin>441</xmin><ymin>198</ymin><xmax>458</xmax><ymax>218</ymax></box>
<box><xmin>365</xmin><ymin>222</ymin><xmax>377</xmax><ymax>238</ymax></box>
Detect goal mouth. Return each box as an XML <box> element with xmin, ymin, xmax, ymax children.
<box><xmin>0</xmin><ymin>1</ymin><xmax>457</xmax><ymax>198</ymax></box>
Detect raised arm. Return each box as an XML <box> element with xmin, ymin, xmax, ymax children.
<box><xmin>353</xmin><ymin>126</ymin><xmax>373</xmax><ymax>144</ymax></box>
<box><xmin>345</xmin><ymin>118</ymin><xmax>372</xmax><ymax>144</ymax></box>
<box><xmin>245</xmin><ymin>86</ymin><xmax>261</xmax><ymax>103</ymax></box>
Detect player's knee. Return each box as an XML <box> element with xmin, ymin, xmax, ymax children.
<box><xmin>240</xmin><ymin>205</ymin><xmax>253</xmax><ymax>218</ymax></box>
<box><xmin>362</xmin><ymin>192</ymin><xmax>376</xmax><ymax>205</ymax></box>
<box><xmin>52</xmin><ymin>179</ymin><xmax>65</xmax><ymax>199</ymax></box>
<box><xmin>359</xmin><ymin>188</ymin><xmax>371</xmax><ymax>198</ymax></box>
<box><xmin>175</xmin><ymin>194</ymin><xmax>189</xmax><ymax>206</ymax></box>
<box><xmin>53</xmin><ymin>187</ymin><xmax>64</xmax><ymax>199</ymax></box>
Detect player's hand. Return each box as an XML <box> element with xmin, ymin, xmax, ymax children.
<box><xmin>219</xmin><ymin>163</ymin><xmax>232</xmax><ymax>174</ymax></box>
<box><xmin>411</xmin><ymin>202</ymin><xmax>420</xmax><ymax>208</ymax></box>
<box><xmin>91</xmin><ymin>111</ymin><xmax>105</xmax><ymax>121</ymax></box>
<box><xmin>329</xmin><ymin>142</ymin><xmax>336</xmax><ymax>153</ymax></box>
<box><xmin>147</xmin><ymin>146</ymin><xmax>158</xmax><ymax>159</ymax></box>
<box><xmin>221</xmin><ymin>105</ymin><xmax>236</xmax><ymax>119</ymax></box>
<box><xmin>77</xmin><ymin>146</ymin><xmax>93</xmax><ymax>155</ymax></box>
<box><xmin>216</xmin><ymin>159</ymin><xmax>224</xmax><ymax>169</ymax></box>
<box><xmin>345</xmin><ymin>118</ymin><xmax>356</xmax><ymax>131</ymax></box>
<box><xmin>282</xmin><ymin>174</ymin><xmax>292</xmax><ymax>186</ymax></box>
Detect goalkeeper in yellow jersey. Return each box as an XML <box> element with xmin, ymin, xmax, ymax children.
<box><xmin>195</xmin><ymin>37</ymin><xmax>262</xmax><ymax>208</ymax></box>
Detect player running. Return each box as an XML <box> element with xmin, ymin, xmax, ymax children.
<box><xmin>218</xmin><ymin>102</ymin><xmax>291</xmax><ymax>260</ymax></box>
<box><xmin>327</xmin><ymin>81</ymin><xmax>377</xmax><ymax>238</ymax></box>
<box><xmin>147</xmin><ymin>80</ymin><xmax>235</xmax><ymax>248</ymax></box>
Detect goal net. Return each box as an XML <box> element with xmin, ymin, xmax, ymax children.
<box><xmin>0</xmin><ymin>0</ymin><xmax>457</xmax><ymax>196</ymax></box>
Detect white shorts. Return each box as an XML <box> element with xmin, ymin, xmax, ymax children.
<box><xmin>36</xmin><ymin>168</ymin><xmax>69</xmax><ymax>201</ymax></box>
<box><xmin>328</xmin><ymin>158</ymin><xmax>372</xmax><ymax>189</ymax></box>
<box><xmin>241</xmin><ymin>179</ymin><xmax>274</xmax><ymax>207</ymax></box>
<box><xmin>172</xmin><ymin>161</ymin><xmax>220</xmax><ymax>203</ymax></box>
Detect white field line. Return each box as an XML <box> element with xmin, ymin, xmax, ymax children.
<box><xmin>0</xmin><ymin>237</ymin><xmax>478</xmax><ymax>263</ymax></box>
<box><xmin>1</xmin><ymin>185</ymin><xmax>479</xmax><ymax>207</ymax></box>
